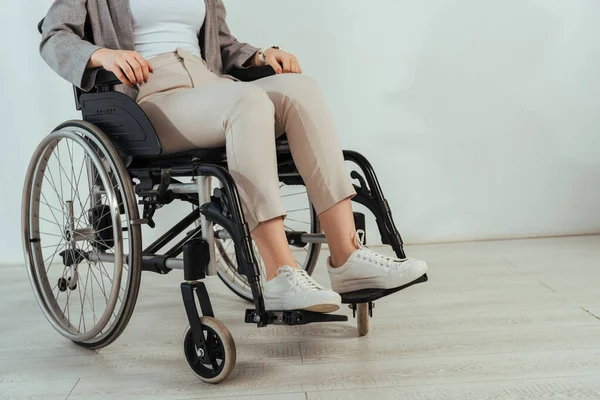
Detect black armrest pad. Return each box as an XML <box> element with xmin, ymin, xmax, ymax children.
<box><xmin>92</xmin><ymin>65</ymin><xmax>273</xmax><ymax>88</ymax></box>
<box><xmin>93</xmin><ymin>66</ymin><xmax>273</xmax><ymax>88</ymax></box>
<box><xmin>229</xmin><ymin>65</ymin><xmax>276</xmax><ymax>82</ymax></box>
<box><xmin>94</xmin><ymin>69</ymin><xmax>121</xmax><ymax>87</ymax></box>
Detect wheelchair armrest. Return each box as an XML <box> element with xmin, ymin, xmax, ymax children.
<box><xmin>94</xmin><ymin>69</ymin><xmax>121</xmax><ymax>88</ymax></box>
<box><xmin>229</xmin><ymin>65</ymin><xmax>276</xmax><ymax>82</ymax></box>
<box><xmin>93</xmin><ymin>66</ymin><xmax>273</xmax><ymax>87</ymax></box>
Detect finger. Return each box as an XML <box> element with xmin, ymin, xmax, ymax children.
<box><xmin>112</xmin><ymin>68</ymin><xmax>133</xmax><ymax>87</ymax></box>
<box><xmin>135</xmin><ymin>55</ymin><xmax>151</xmax><ymax>82</ymax></box>
<box><xmin>283</xmin><ymin>56</ymin><xmax>292</xmax><ymax>73</ymax></box>
<box><xmin>292</xmin><ymin>59</ymin><xmax>302</xmax><ymax>74</ymax></box>
<box><xmin>118</xmin><ymin>60</ymin><xmax>137</xmax><ymax>86</ymax></box>
<box><xmin>268</xmin><ymin>57</ymin><xmax>283</xmax><ymax>74</ymax></box>
<box><xmin>126</xmin><ymin>58</ymin><xmax>144</xmax><ymax>85</ymax></box>
<box><xmin>136</xmin><ymin>53</ymin><xmax>154</xmax><ymax>73</ymax></box>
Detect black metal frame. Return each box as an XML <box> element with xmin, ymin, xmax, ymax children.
<box><xmin>344</xmin><ymin>151</ymin><xmax>407</xmax><ymax>259</ymax></box>
<box><xmin>39</xmin><ymin>16</ymin><xmax>410</xmax><ymax>332</ymax></box>
<box><xmin>128</xmin><ymin>151</ymin><xmax>409</xmax><ymax>327</ymax></box>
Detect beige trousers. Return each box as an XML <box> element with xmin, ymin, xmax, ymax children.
<box><xmin>137</xmin><ymin>48</ymin><xmax>356</xmax><ymax>231</ymax></box>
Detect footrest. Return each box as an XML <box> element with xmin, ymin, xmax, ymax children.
<box><xmin>341</xmin><ymin>273</ymin><xmax>428</xmax><ymax>304</ymax></box>
<box><xmin>245</xmin><ymin>309</ymin><xmax>348</xmax><ymax>326</ymax></box>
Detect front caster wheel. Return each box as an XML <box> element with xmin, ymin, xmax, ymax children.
<box><xmin>357</xmin><ymin>303</ymin><xmax>370</xmax><ymax>336</ymax></box>
<box><xmin>183</xmin><ymin>317</ymin><xmax>236</xmax><ymax>384</ymax></box>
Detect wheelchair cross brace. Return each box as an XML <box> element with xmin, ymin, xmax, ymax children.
<box><xmin>131</xmin><ymin>150</ymin><xmax>411</xmax><ymax>331</ymax></box>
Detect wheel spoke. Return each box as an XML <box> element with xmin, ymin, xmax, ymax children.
<box><xmin>77</xmin><ymin>266</ymin><xmax>87</xmax><ymax>332</ymax></box>
<box><xmin>87</xmin><ymin>259</ymin><xmax>110</xmax><ymax>303</ymax></box>
<box><xmin>56</xmin><ymin>142</ymin><xmax>66</xmax><ymax>217</ymax></box>
<box><xmin>88</xmin><ymin>258</ymin><xmax>97</xmax><ymax>325</ymax></box>
<box><xmin>40</xmin><ymin>232</ymin><xmax>63</xmax><ymax>238</ymax></box>
<box><xmin>42</xmin><ymin>174</ymin><xmax>66</xmax><ymax>217</ymax></box>
<box><xmin>39</xmin><ymin>216</ymin><xmax>64</xmax><ymax>227</ymax></box>
<box><xmin>65</xmin><ymin>281</ymin><xmax>71</xmax><ymax>323</ymax></box>
<box><xmin>40</xmin><ymin>192</ymin><xmax>64</xmax><ymax>229</ymax></box>
<box><xmin>71</xmin><ymin>153</ymin><xmax>88</xmax><ymax>210</ymax></box>
<box><xmin>44</xmin><ymin>238</ymin><xmax>65</xmax><ymax>272</ymax></box>
<box><xmin>58</xmin><ymin>142</ymin><xmax>76</xmax><ymax>202</ymax></box>
<box><xmin>40</xmin><ymin>199</ymin><xmax>66</xmax><ymax>220</ymax></box>
<box><xmin>284</xmin><ymin>207</ymin><xmax>309</xmax><ymax>214</ymax></box>
<box><xmin>281</xmin><ymin>191</ymin><xmax>307</xmax><ymax>198</ymax></box>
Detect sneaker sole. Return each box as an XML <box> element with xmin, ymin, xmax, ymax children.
<box><xmin>265</xmin><ymin>301</ymin><xmax>341</xmax><ymax>313</ymax></box>
<box><xmin>331</xmin><ymin>263</ymin><xmax>428</xmax><ymax>294</ymax></box>
<box><xmin>303</xmin><ymin>304</ymin><xmax>340</xmax><ymax>313</ymax></box>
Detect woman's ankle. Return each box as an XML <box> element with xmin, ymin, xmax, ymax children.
<box><xmin>329</xmin><ymin>247</ymin><xmax>357</xmax><ymax>268</ymax></box>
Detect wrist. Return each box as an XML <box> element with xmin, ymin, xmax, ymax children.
<box><xmin>89</xmin><ymin>48</ymin><xmax>110</xmax><ymax>68</ymax></box>
<box><xmin>263</xmin><ymin>48</ymin><xmax>277</xmax><ymax>60</ymax></box>
<box><xmin>257</xmin><ymin>45</ymin><xmax>281</xmax><ymax>65</ymax></box>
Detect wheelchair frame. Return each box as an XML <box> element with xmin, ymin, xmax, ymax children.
<box><xmin>75</xmin><ymin>68</ymin><xmax>409</xmax><ymax>323</ymax></box>
<box><xmin>29</xmin><ymin>19</ymin><xmax>421</xmax><ymax>382</ymax></box>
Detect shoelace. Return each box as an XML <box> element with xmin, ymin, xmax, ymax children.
<box><xmin>354</xmin><ymin>229</ymin><xmax>405</xmax><ymax>271</ymax></box>
<box><xmin>279</xmin><ymin>268</ymin><xmax>324</xmax><ymax>297</ymax></box>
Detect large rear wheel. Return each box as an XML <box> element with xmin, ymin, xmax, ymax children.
<box><xmin>22</xmin><ymin>121</ymin><xmax>142</xmax><ymax>349</ymax></box>
<box><xmin>215</xmin><ymin>183</ymin><xmax>321</xmax><ymax>302</ymax></box>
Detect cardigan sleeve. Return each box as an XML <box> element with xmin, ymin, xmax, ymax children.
<box><xmin>39</xmin><ymin>0</ymin><xmax>102</xmax><ymax>91</ymax></box>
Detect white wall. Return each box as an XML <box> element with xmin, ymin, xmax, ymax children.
<box><xmin>1</xmin><ymin>0</ymin><xmax>599</xmax><ymax>263</ymax></box>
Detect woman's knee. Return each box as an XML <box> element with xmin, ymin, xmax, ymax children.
<box><xmin>274</xmin><ymin>74</ymin><xmax>321</xmax><ymax>102</ymax></box>
<box><xmin>234</xmin><ymin>84</ymin><xmax>275</xmax><ymax>118</ymax></box>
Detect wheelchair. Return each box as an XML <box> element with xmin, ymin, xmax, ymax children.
<box><xmin>22</xmin><ymin>19</ymin><xmax>427</xmax><ymax>384</ymax></box>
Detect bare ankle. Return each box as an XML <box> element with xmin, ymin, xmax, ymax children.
<box><xmin>329</xmin><ymin>233</ymin><xmax>359</xmax><ymax>268</ymax></box>
<box><xmin>329</xmin><ymin>250</ymin><xmax>354</xmax><ymax>268</ymax></box>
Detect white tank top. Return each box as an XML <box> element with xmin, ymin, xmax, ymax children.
<box><xmin>130</xmin><ymin>0</ymin><xmax>206</xmax><ymax>60</ymax></box>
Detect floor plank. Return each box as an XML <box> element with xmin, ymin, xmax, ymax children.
<box><xmin>306</xmin><ymin>375</ymin><xmax>600</xmax><ymax>400</ymax></box>
<box><xmin>2</xmin><ymin>236</ymin><xmax>599</xmax><ymax>399</ymax></box>
<box><xmin>65</xmin><ymin>349</ymin><xmax>600</xmax><ymax>399</ymax></box>
<box><xmin>0</xmin><ymin>378</ymin><xmax>78</xmax><ymax>400</ymax></box>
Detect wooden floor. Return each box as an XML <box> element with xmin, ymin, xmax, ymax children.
<box><xmin>1</xmin><ymin>236</ymin><xmax>600</xmax><ymax>399</ymax></box>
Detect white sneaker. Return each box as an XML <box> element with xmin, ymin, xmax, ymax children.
<box><xmin>263</xmin><ymin>266</ymin><xmax>341</xmax><ymax>313</ymax></box>
<box><xmin>327</xmin><ymin>230</ymin><xmax>428</xmax><ymax>294</ymax></box>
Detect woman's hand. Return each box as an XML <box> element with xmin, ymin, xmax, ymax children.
<box><xmin>89</xmin><ymin>49</ymin><xmax>153</xmax><ymax>87</ymax></box>
<box><xmin>254</xmin><ymin>49</ymin><xmax>302</xmax><ymax>74</ymax></box>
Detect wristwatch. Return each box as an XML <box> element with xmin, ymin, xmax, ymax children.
<box><xmin>258</xmin><ymin>45</ymin><xmax>280</xmax><ymax>65</ymax></box>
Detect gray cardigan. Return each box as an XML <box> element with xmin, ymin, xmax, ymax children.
<box><xmin>40</xmin><ymin>0</ymin><xmax>259</xmax><ymax>93</ymax></box>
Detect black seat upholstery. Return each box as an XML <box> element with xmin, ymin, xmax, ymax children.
<box><xmin>128</xmin><ymin>136</ymin><xmax>291</xmax><ymax>170</ymax></box>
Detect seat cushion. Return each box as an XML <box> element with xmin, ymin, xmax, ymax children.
<box><xmin>129</xmin><ymin>137</ymin><xmax>291</xmax><ymax>169</ymax></box>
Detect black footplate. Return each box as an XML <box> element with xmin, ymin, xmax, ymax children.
<box><xmin>341</xmin><ymin>274</ymin><xmax>429</xmax><ymax>304</ymax></box>
<box><xmin>245</xmin><ymin>309</ymin><xmax>348</xmax><ymax>326</ymax></box>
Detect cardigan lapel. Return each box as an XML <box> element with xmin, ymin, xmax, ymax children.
<box><xmin>107</xmin><ymin>0</ymin><xmax>135</xmax><ymax>50</ymax></box>
<box><xmin>201</xmin><ymin>0</ymin><xmax>215</xmax><ymax>59</ymax></box>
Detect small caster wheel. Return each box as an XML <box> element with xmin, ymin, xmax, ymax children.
<box><xmin>58</xmin><ymin>278</ymin><xmax>68</xmax><ymax>292</ymax></box>
<box><xmin>183</xmin><ymin>317</ymin><xmax>236</xmax><ymax>384</ymax></box>
<box><xmin>357</xmin><ymin>303</ymin><xmax>369</xmax><ymax>336</ymax></box>
<box><xmin>67</xmin><ymin>276</ymin><xmax>77</xmax><ymax>291</ymax></box>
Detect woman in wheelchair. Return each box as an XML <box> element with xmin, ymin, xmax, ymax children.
<box><xmin>39</xmin><ymin>0</ymin><xmax>428</xmax><ymax>314</ymax></box>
